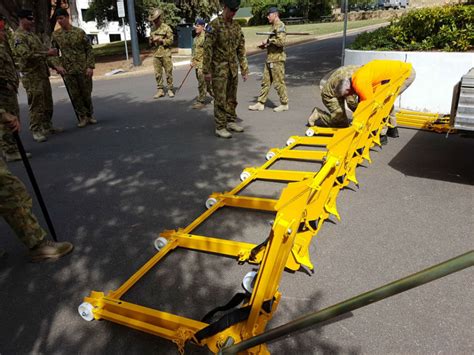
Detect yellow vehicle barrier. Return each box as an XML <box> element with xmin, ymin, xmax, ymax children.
<box><xmin>79</xmin><ymin>67</ymin><xmax>411</xmax><ymax>354</ymax></box>
<box><xmin>396</xmin><ymin>109</ymin><xmax>454</xmax><ymax>133</ymax></box>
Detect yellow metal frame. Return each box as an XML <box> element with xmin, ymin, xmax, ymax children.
<box><xmin>396</xmin><ymin>109</ymin><xmax>455</xmax><ymax>133</ymax></box>
<box><xmin>81</xmin><ymin>68</ymin><xmax>412</xmax><ymax>354</ymax></box>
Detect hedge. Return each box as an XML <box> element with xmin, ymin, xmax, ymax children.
<box><xmin>350</xmin><ymin>5</ymin><xmax>474</xmax><ymax>52</ymax></box>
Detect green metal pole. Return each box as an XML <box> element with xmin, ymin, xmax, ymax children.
<box><xmin>220</xmin><ymin>250</ymin><xmax>474</xmax><ymax>354</ymax></box>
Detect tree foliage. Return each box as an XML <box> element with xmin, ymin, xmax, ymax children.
<box><xmin>247</xmin><ymin>0</ymin><xmax>333</xmax><ymax>26</ymax></box>
<box><xmin>351</xmin><ymin>5</ymin><xmax>474</xmax><ymax>52</ymax></box>
<box><xmin>86</xmin><ymin>0</ymin><xmax>221</xmax><ymax>40</ymax></box>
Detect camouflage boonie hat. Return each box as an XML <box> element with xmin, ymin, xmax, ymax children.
<box><xmin>148</xmin><ymin>8</ymin><xmax>162</xmax><ymax>22</ymax></box>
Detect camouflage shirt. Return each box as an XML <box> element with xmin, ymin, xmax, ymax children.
<box><xmin>322</xmin><ymin>65</ymin><xmax>360</xmax><ymax>100</ymax></box>
<box><xmin>0</xmin><ymin>38</ymin><xmax>19</xmax><ymax>90</ymax></box>
<box><xmin>150</xmin><ymin>23</ymin><xmax>173</xmax><ymax>57</ymax></box>
<box><xmin>203</xmin><ymin>16</ymin><xmax>249</xmax><ymax>76</ymax></box>
<box><xmin>12</xmin><ymin>27</ymin><xmax>50</xmax><ymax>78</ymax></box>
<box><xmin>266</xmin><ymin>19</ymin><xmax>286</xmax><ymax>63</ymax></box>
<box><xmin>192</xmin><ymin>32</ymin><xmax>206</xmax><ymax>69</ymax></box>
<box><xmin>51</xmin><ymin>26</ymin><xmax>95</xmax><ymax>75</ymax></box>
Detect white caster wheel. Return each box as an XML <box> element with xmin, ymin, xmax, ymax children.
<box><xmin>242</xmin><ymin>271</ymin><xmax>258</xmax><ymax>294</ymax></box>
<box><xmin>265</xmin><ymin>151</ymin><xmax>276</xmax><ymax>161</ymax></box>
<box><xmin>205</xmin><ymin>197</ymin><xmax>217</xmax><ymax>209</ymax></box>
<box><xmin>286</xmin><ymin>137</ymin><xmax>295</xmax><ymax>146</ymax></box>
<box><xmin>78</xmin><ymin>302</ymin><xmax>95</xmax><ymax>321</ymax></box>
<box><xmin>305</xmin><ymin>128</ymin><xmax>314</xmax><ymax>137</ymax></box>
<box><xmin>240</xmin><ymin>171</ymin><xmax>251</xmax><ymax>181</ymax></box>
<box><xmin>154</xmin><ymin>237</ymin><xmax>168</xmax><ymax>251</ymax></box>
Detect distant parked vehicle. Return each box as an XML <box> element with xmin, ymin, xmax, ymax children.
<box><xmin>384</xmin><ymin>0</ymin><xmax>408</xmax><ymax>9</ymax></box>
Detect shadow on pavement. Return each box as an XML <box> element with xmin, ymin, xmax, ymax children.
<box><xmin>388</xmin><ymin>129</ymin><xmax>474</xmax><ymax>186</ymax></box>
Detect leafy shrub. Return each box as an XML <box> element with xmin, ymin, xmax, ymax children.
<box><xmin>351</xmin><ymin>5</ymin><xmax>474</xmax><ymax>52</ymax></box>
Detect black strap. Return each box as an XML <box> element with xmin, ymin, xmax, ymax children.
<box><xmin>201</xmin><ymin>293</ymin><xmax>248</xmax><ymax>324</ymax></box>
<box><xmin>195</xmin><ymin>294</ymin><xmax>274</xmax><ymax>342</ymax></box>
<box><xmin>250</xmin><ymin>237</ymin><xmax>269</xmax><ymax>260</ymax></box>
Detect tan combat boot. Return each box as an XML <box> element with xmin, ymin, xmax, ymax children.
<box><xmin>227</xmin><ymin>122</ymin><xmax>244</xmax><ymax>132</ymax></box>
<box><xmin>273</xmin><ymin>104</ymin><xmax>289</xmax><ymax>112</ymax></box>
<box><xmin>28</xmin><ymin>239</ymin><xmax>74</xmax><ymax>262</ymax></box>
<box><xmin>87</xmin><ymin>116</ymin><xmax>98</xmax><ymax>124</ymax></box>
<box><xmin>45</xmin><ymin>126</ymin><xmax>64</xmax><ymax>134</ymax></box>
<box><xmin>248</xmin><ymin>102</ymin><xmax>264</xmax><ymax>111</ymax></box>
<box><xmin>153</xmin><ymin>89</ymin><xmax>165</xmax><ymax>99</ymax></box>
<box><xmin>4</xmin><ymin>151</ymin><xmax>32</xmax><ymax>162</ymax></box>
<box><xmin>168</xmin><ymin>90</ymin><xmax>175</xmax><ymax>98</ymax></box>
<box><xmin>32</xmin><ymin>131</ymin><xmax>47</xmax><ymax>143</ymax></box>
<box><xmin>192</xmin><ymin>102</ymin><xmax>206</xmax><ymax>109</ymax></box>
<box><xmin>307</xmin><ymin>108</ymin><xmax>319</xmax><ymax>126</ymax></box>
<box><xmin>215</xmin><ymin>128</ymin><xmax>232</xmax><ymax>138</ymax></box>
<box><xmin>77</xmin><ymin>116</ymin><xmax>88</xmax><ymax>128</ymax></box>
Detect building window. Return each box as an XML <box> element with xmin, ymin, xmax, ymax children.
<box><xmin>87</xmin><ymin>34</ymin><xmax>98</xmax><ymax>45</ymax></box>
<box><xmin>109</xmin><ymin>34</ymin><xmax>121</xmax><ymax>42</ymax></box>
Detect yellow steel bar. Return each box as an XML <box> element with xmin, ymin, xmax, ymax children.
<box><xmin>241</xmin><ymin>168</ymin><xmax>315</xmax><ymax>182</ymax></box>
<box><xmin>109</xmin><ymin>238</ymin><xmax>179</xmax><ymax>299</ymax></box>
<box><xmin>273</xmin><ymin>149</ymin><xmax>327</xmax><ymax>161</ymax></box>
<box><xmin>286</xmin><ymin>135</ymin><xmax>337</xmax><ymax>146</ymax></box>
<box><xmin>86</xmin><ymin>295</ymin><xmax>207</xmax><ymax>341</ymax></box>
<box><xmin>210</xmin><ymin>193</ymin><xmax>277</xmax><ymax>211</ymax></box>
<box><xmin>160</xmin><ymin>230</ymin><xmax>258</xmax><ymax>259</ymax></box>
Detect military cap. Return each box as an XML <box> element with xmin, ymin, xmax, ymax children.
<box><xmin>223</xmin><ymin>0</ymin><xmax>241</xmax><ymax>11</ymax></box>
<box><xmin>148</xmin><ymin>8</ymin><xmax>162</xmax><ymax>22</ymax></box>
<box><xmin>195</xmin><ymin>18</ymin><xmax>206</xmax><ymax>26</ymax></box>
<box><xmin>55</xmin><ymin>8</ymin><xmax>69</xmax><ymax>17</ymax></box>
<box><xmin>267</xmin><ymin>7</ymin><xmax>279</xmax><ymax>14</ymax></box>
<box><xmin>17</xmin><ymin>9</ymin><xmax>34</xmax><ymax>19</ymax></box>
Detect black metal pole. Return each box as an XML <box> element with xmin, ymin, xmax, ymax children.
<box><xmin>127</xmin><ymin>0</ymin><xmax>142</xmax><ymax>66</ymax></box>
<box><xmin>60</xmin><ymin>75</ymin><xmax>80</xmax><ymax>122</ymax></box>
<box><xmin>221</xmin><ymin>250</ymin><xmax>474</xmax><ymax>354</ymax></box>
<box><xmin>13</xmin><ymin>132</ymin><xmax>58</xmax><ymax>242</ymax></box>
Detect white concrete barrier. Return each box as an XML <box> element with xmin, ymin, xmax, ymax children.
<box><xmin>344</xmin><ymin>49</ymin><xmax>474</xmax><ymax>113</ymax></box>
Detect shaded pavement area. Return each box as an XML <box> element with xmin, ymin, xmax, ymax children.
<box><xmin>0</xmin><ymin>32</ymin><xmax>472</xmax><ymax>354</ymax></box>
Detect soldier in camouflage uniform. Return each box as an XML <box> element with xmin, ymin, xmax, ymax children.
<box><xmin>249</xmin><ymin>7</ymin><xmax>289</xmax><ymax>113</ymax></box>
<box><xmin>203</xmin><ymin>0</ymin><xmax>249</xmax><ymax>139</ymax></box>
<box><xmin>12</xmin><ymin>9</ymin><xmax>62</xmax><ymax>143</ymax></box>
<box><xmin>0</xmin><ymin>15</ymin><xmax>24</xmax><ymax>162</ymax></box>
<box><xmin>0</xmin><ymin>62</ymin><xmax>74</xmax><ymax>260</ymax></box>
<box><xmin>51</xmin><ymin>9</ymin><xmax>96</xmax><ymax>128</ymax></box>
<box><xmin>149</xmin><ymin>9</ymin><xmax>174</xmax><ymax>99</ymax></box>
<box><xmin>307</xmin><ymin>65</ymin><xmax>360</xmax><ymax>128</ymax></box>
<box><xmin>191</xmin><ymin>19</ymin><xmax>213</xmax><ymax>109</ymax></box>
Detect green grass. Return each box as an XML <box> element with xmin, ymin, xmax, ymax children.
<box><xmin>93</xmin><ymin>40</ymin><xmax>149</xmax><ymax>58</ymax></box>
<box><xmin>243</xmin><ymin>18</ymin><xmax>389</xmax><ymax>50</ymax></box>
<box><xmin>93</xmin><ymin>19</ymin><xmax>389</xmax><ymax>59</ymax></box>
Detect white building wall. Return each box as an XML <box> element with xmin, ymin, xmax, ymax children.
<box><xmin>345</xmin><ymin>49</ymin><xmax>474</xmax><ymax>113</ymax></box>
<box><xmin>76</xmin><ymin>0</ymin><xmax>131</xmax><ymax>44</ymax></box>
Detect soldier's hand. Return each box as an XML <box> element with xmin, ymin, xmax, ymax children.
<box><xmin>3</xmin><ymin>112</ymin><xmax>21</xmax><ymax>132</ymax></box>
<box><xmin>204</xmin><ymin>73</ymin><xmax>212</xmax><ymax>82</ymax></box>
<box><xmin>86</xmin><ymin>68</ymin><xmax>94</xmax><ymax>78</ymax></box>
<box><xmin>47</xmin><ymin>48</ymin><xmax>59</xmax><ymax>56</ymax></box>
<box><xmin>190</xmin><ymin>62</ymin><xmax>195</xmax><ymax>68</ymax></box>
<box><xmin>242</xmin><ymin>73</ymin><xmax>248</xmax><ymax>82</ymax></box>
<box><xmin>55</xmin><ymin>66</ymin><xmax>66</xmax><ymax>75</ymax></box>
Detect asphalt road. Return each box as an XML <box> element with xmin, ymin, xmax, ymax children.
<box><xmin>1</xmin><ymin>32</ymin><xmax>473</xmax><ymax>354</ymax></box>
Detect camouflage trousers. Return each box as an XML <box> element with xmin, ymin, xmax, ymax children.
<box><xmin>0</xmin><ymin>86</ymin><xmax>20</xmax><ymax>155</ymax></box>
<box><xmin>195</xmin><ymin>68</ymin><xmax>213</xmax><ymax>103</ymax></box>
<box><xmin>153</xmin><ymin>56</ymin><xmax>174</xmax><ymax>90</ymax></box>
<box><xmin>310</xmin><ymin>94</ymin><xmax>359</xmax><ymax>128</ymax></box>
<box><xmin>0</xmin><ymin>158</ymin><xmax>46</xmax><ymax>249</ymax></box>
<box><xmin>22</xmin><ymin>75</ymin><xmax>53</xmax><ymax>133</ymax></box>
<box><xmin>257</xmin><ymin>61</ymin><xmax>288</xmax><ymax>105</ymax></box>
<box><xmin>63</xmin><ymin>74</ymin><xmax>94</xmax><ymax>119</ymax></box>
<box><xmin>212</xmin><ymin>70</ymin><xmax>238</xmax><ymax>130</ymax></box>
